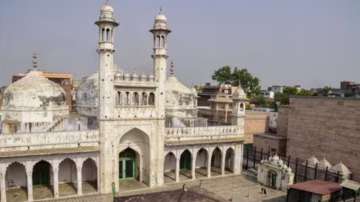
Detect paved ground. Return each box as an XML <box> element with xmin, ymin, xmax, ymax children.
<box><xmin>118</xmin><ymin>174</ymin><xmax>286</xmax><ymax>202</ymax></box>
<box><xmin>6</xmin><ymin>181</ymin><xmax>98</xmax><ymax>202</ymax></box>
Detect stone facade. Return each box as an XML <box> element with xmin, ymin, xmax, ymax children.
<box><xmin>0</xmin><ymin>4</ymin><xmax>246</xmax><ymax>202</ymax></box>
<box><xmin>286</xmin><ymin>97</ymin><xmax>360</xmax><ymax>181</ymax></box>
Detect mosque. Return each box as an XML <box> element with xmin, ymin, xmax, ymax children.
<box><xmin>0</xmin><ymin>3</ymin><xmax>246</xmax><ymax>202</ymax></box>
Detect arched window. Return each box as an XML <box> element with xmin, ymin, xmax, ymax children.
<box><xmin>126</xmin><ymin>92</ymin><xmax>130</xmax><ymax>105</ymax></box>
<box><xmin>157</xmin><ymin>35</ymin><xmax>161</xmax><ymax>48</ymax></box>
<box><xmin>133</xmin><ymin>92</ymin><xmax>139</xmax><ymax>105</ymax></box>
<box><xmin>161</xmin><ymin>35</ymin><xmax>166</xmax><ymax>48</ymax></box>
<box><xmin>240</xmin><ymin>103</ymin><xmax>244</xmax><ymax>111</ymax></box>
<box><xmin>117</xmin><ymin>91</ymin><xmax>122</xmax><ymax>105</ymax></box>
<box><xmin>149</xmin><ymin>92</ymin><xmax>155</xmax><ymax>105</ymax></box>
<box><xmin>102</xmin><ymin>28</ymin><xmax>106</xmax><ymax>41</ymax></box>
<box><xmin>106</xmin><ymin>28</ymin><xmax>110</xmax><ymax>41</ymax></box>
<box><xmin>142</xmin><ymin>92</ymin><xmax>148</xmax><ymax>105</ymax></box>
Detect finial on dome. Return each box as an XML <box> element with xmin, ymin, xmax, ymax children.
<box><xmin>32</xmin><ymin>52</ymin><xmax>38</xmax><ymax>69</ymax></box>
<box><xmin>159</xmin><ymin>6</ymin><xmax>163</xmax><ymax>14</ymax></box>
<box><xmin>170</xmin><ymin>61</ymin><xmax>175</xmax><ymax>76</ymax></box>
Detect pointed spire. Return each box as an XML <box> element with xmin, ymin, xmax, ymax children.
<box><xmin>32</xmin><ymin>52</ymin><xmax>38</xmax><ymax>69</ymax></box>
<box><xmin>169</xmin><ymin>61</ymin><xmax>175</xmax><ymax>76</ymax></box>
<box><xmin>159</xmin><ymin>6</ymin><xmax>163</xmax><ymax>14</ymax></box>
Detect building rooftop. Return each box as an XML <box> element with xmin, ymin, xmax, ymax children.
<box><xmin>289</xmin><ymin>180</ymin><xmax>342</xmax><ymax>195</ymax></box>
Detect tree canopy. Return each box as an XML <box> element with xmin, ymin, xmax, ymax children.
<box><xmin>212</xmin><ymin>66</ymin><xmax>261</xmax><ymax>98</ymax></box>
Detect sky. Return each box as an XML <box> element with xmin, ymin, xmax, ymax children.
<box><xmin>0</xmin><ymin>0</ymin><xmax>359</xmax><ymax>89</ymax></box>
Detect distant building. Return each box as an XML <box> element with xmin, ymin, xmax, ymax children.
<box><xmin>341</xmin><ymin>81</ymin><xmax>360</xmax><ymax>97</ymax></box>
<box><xmin>268</xmin><ymin>85</ymin><xmax>284</xmax><ymax>94</ymax></box>
<box><xmin>254</xmin><ymin>96</ymin><xmax>360</xmax><ymax>181</ymax></box>
<box><xmin>260</xmin><ymin>90</ymin><xmax>275</xmax><ymax>99</ymax></box>
<box><xmin>197</xmin><ymin>83</ymin><xmax>273</xmax><ymax>144</ymax></box>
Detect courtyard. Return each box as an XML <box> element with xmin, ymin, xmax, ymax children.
<box><xmin>118</xmin><ymin>173</ymin><xmax>287</xmax><ymax>202</ymax></box>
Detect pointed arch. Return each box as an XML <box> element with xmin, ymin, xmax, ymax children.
<box><xmin>58</xmin><ymin>158</ymin><xmax>77</xmax><ymax>196</ymax></box>
<box><xmin>225</xmin><ymin>147</ymin><xmax>235</xmax><ymax>173</ymax></box>
<box><xmin>195</xmin><ymin>148</ymin><xmax>208</xmax><ymax>178</ymax></box>
<box><xmin>211</xmin><ymin>147</ymin><xmax>222</xmax><ymax>176</ymax></box>
<box><xmin>82</xmin><ymin>158</ymin><xmax>98</xmax><ymax>193</ymax></box>
<box><xmin>179</xmin><ymin>149</ymin><xmax>192</xmax><ymax>180</ymax></box>
<box><xmin>32</xmin><ymin>160</ymin><xmax>53</xmax><ymax>199</ymax></box>
<box><xmin>164</xmin><ymin>152</ymin><xmax>176</xmax><ymax>183</ymax></box>
<box><xmin>119</xmin><ymin>128</ymin><xmax>150</xmax><ymax>185</ymax></box>
<box><xmin>6</xmin><ymin>162</ymin><xmax>27</xmax><ymax>202</ymax></box>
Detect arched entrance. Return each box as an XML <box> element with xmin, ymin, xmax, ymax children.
<box><xmin>195</xmin><ymin>148</ymin><xmax>208</xmax><ymax>178</ymax></box>
<box><xmin>119</xmin><ymin>148</ymin><xmax>138</xmax><ymax>180</ymax></box>
<box><xmin>58</xmin><ymin>158</ymin><xmax>77</xmax><ymax>196</ymax></box>
<box><xmin>225</xmin><ymin>148</ymin><xmax>235</xmax><ymax>174</ymax></box>
<box><xmin>6</xmin><ymin>162</ymin><xmax>27</xmax><ymax>202</ymax></box>
<box><xmin>82</xmin><ymin>158</ymin><xmax>98</xmax><ymax>193</ymax></box>
<box><xmin>164</xmin><ymin>152</ymin><xmax>176</xmax><ymax>183</ymax></box>
<box><xmin>211</xmin><ymin>147</ymin><xmax>222</xmax><ymax>176</ymax></box>
<box><xmin>267</xmin><ymin>170</ymin><xmax>278</xmax><ymax>189</ymax></box>
<box><xmin>32</xmin><ymin>160</ymin><xmax>53</xmax><ymax>200</ymax></box>
<box><xmin>179</xmin><ymin>150</ymin><xmax>192</xmax><ymax>180</ymax></box>
<box><xmin>118</xmin><ymin>128</ymin><xmax>150</xmax><ymax>186</ymax></box>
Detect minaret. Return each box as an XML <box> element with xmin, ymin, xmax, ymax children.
<box><xmin>232</xmin><ymin>86</ymin><xmax>247</xmax><ymax>127</ymax></box>
<box><xmin>95</xmin><ymin>3</ymin><xmax>118</xmax><ymax>120</ymax></box>
<box><xmin>150</xmin><ymin>9</ymin><xmax>171</xmax><ymax>118</ymax></box>
<box><xmin>95</xmin><ymin>3</ymin><xmax>118</xmax><ymax>194</ymax></box>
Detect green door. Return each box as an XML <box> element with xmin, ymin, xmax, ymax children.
<box><xmin>119</xmin><ymin>148</ymin><xmax>137</xmax><ymax>180</ymax></box>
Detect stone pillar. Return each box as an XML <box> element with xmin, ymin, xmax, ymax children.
<box><xmin>191</xmin><ymin>154</ymin><xmax>196</xmax><ymax>180</ymax></box>
<box><xmin>221</xmin><ymin>150</ymin><xmax>226</xmax><ymax>175</ymax></box>
<box><xmin>53</xmin><ymin>166</ymin><xmax>59</xmax><ymax>198</ymax></box>
<box><xmin>207</xmin><ymin>151</ymin><xmax>212</xmax><ymax>178</ymax></box>
<box><xmin>233</xmin><ymin>144</ymin><xmax>243</xmax><ymax>175</ymax></box>
<box><xmin>0</xmin><ymin>167</ymin><xmax>6</xmax><ymax>202</ymax></box>
<box><xmin>175</xmin><ymin>157</ymin><xmax>180</xmax><ymax>182</ymax></box>
<box><xmin>77</xmin><ymin>166</ymin><xmax>83</xmax><ymax>196</ymax></box>
<box><xmin>26</xmin><ymin>169</ymin><xmax>34</xmax><ymax>202</ymax></box>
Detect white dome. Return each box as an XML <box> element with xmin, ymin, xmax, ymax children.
<box><xmin>165</xmin><ymin>75</ymin><xmax>197</xmax><ymax>118</ymax></box>
<box><xmin>1</xmin><ymin>70</ymin><xmax>67</xmax><ymax>111</ymax></box>
<box><xmin>305</xmin><ymin>156</ymin><xmax>319</xmax><ymax>167</ymax></box>
<box><xmin>330</xmin><ymin>162</ymin><xmax>352</xmax><ymax>176</ymax></box>
<box><xmin>101</xmin><ymin>4</ymin><xmax>114</xmax><ymax>12</ymax></box>
<box><xmin>318</xmin><ymin>158</ymin><xmax>332</xmax><ymax>170</ymax></box>
<box><xmin>155</xmin><ymin>14</ymin><xmax>167</xmax><ymax>21</ymax></box>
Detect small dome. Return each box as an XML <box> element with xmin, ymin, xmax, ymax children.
<box><xmin>155</xmin><ymin>14</ymin><xmax>167</xmax><ymax>21</ymax></box>
<box><xmin>330</xmin><ymin>162</ymin><xmax>352</xmax><ymax>176</ymax></box>
<box><xmin>318</xmin><ymin>158</ymin><xmax>332</xmax><ymax>170</ymax></box>
<box><xmin>101</xmin><ymin>4</ymin><xmax>114</xmax><ymax>12</ymax></box>
<box><xmin>232</xmin><ymin>85</ymin><xmax>246</xmax><ymax>99</ymax></box>
<box><xmin>1</xmin><ymin>70</ymin><xmax>66</xmax><ymax>110</ymax></box>
<box><xmin>304</xmin><ymin>156</ymin><xmax>319</xmax><ymax>168</ymax></box>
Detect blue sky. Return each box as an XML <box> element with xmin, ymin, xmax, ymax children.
<box><xmin>0</xmin><ymin>0</ymin><xmax>359</xmax><ymax>89</ymax></box>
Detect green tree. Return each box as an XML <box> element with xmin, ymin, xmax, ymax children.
<box><xmin>211</xmin><ymin>66</ymin><xmax>232</xmax><ymax>84</ymax></box>
<box><xmin>212</xmin><ymin>66</ymin><xmax>261</xmax><ymax>98</ymax></box>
